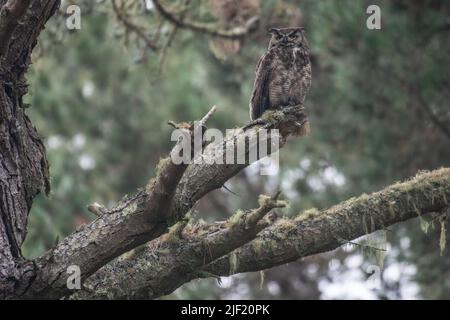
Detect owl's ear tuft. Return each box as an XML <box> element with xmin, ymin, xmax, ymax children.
<box><xmin>268</xmin><ymin>28</ymin><xmax>280</xmax><ymax>35</ymax></box>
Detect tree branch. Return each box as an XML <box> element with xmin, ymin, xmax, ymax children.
<box><xmin>3</xmin><ymin>97</ymin><xmax>307</xmax><ymax>300</ymax></box>
<box><xmin>75</xmin><ymin>168</ymin><xmax>450</xmax><ymax>299</ymax></box>
<box><xmin>170</xmin><ymin>106</ymin><xmax>308</xmax><ymax>221</ymax></box>
<box><xmin>152</xmin><ymin>0</ymin><xmax>259</xmax><ymax>39</ymax></box>
<box><xmin>203</xmin><ymin>168</ymin><xmax>450</xmax><ymax>276</ymax></box>
<box><xmin>72</xmin><ymin>194</ymin><xmax>286</xmax><ymax>299</ymax></box>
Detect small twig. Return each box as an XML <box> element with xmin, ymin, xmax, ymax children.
<box><xmin>271</xmin><ymin>190</ymin><xmax>282</xmax><ymax>201</ymax></box>
<box><xmin>158</xmin><ymin>25</ymin><xmax>179</xmax><ymax>73</ymax></box>
<box><xmin>158</xmin><ymin>0</ymin><xmax>191</xmax><ymax>73</ymax></box>
<box><xmin>87</xmin><ymin>202</ymin><xmax>108</xmax><ymax>216</ymax></box>
<box><xmin>167</xmin><ymin>120</ymin><xmax>179</xmax><ymax>129</ymax></box>
<box><xmin>168</xmin><ymin>105</ymin><xmax>216</xmax><ymax>131</ymax></box>
<box><xmin>347</xmin><ymin>241</ymin><xmax>387</xmax><ymax>252</ymax></box>
<box><xmin>243</xmin><ymin>193</ymin><xmax>287</xmax><ymax>228</ymax></box>
<box><xmin>222</xmin><ymin>184</ymin><xmax>239</xmax><ymax>197</ymax></box>
<box><xmin>166</xmin><ymin>213</ymin><xmax>191</xmax><ymax>243</ymax></box>
<box><xmin>87</xmin><ymin>190</ymin><xmax>146</xmax><ymax>217</ymax></box>
<box><xmin>104</xmin><ymin>190</ymin><xmax>146</xmax><ymax>215</ymax></box>
<box><xmin>199</xmin><ymin>105</ymin><xmax>217</xmax><ymax>128</ymax></box>
<box><xmin>112</xmin><ymin>0</ymin><xmax>158</xmax><ymax>51</ymax></box>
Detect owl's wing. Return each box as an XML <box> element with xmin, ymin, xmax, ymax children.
<box><xmin>249</xmin><ymin>52</ymin><xmax>273</xmax><ymax>120</ymax></box>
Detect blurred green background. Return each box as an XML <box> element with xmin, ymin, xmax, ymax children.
<box><xmin>23</xmin><ymin>0</ymin><xmax>450</xmax><ymax>299</ymax></box>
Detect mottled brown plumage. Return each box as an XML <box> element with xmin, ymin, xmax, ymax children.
<box><xmin>249</xmin><ymin>27</ymin><xmax>311</xmax><ymax>120</ymax></box>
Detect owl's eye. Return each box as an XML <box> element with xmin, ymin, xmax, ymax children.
<box><xmin>275</xmin><ymin>34</ymin><xmax>283</xmax><ymax>40</ymax></box>
<box><xmin>289</xmin><ymin>33</ymin><xmax>298</xmax><ymax>39</ymax></box>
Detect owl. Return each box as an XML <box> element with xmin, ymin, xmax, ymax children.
<box><xmin>249</xmin><ymin>27</ymin><xmax>311</xmax><ymax>121</ymax></box>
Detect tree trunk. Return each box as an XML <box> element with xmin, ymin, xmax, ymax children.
<box><xmin>0</xmin><ymin>0</ymin><xmax>59</xmax><ymax>298</ymax></box>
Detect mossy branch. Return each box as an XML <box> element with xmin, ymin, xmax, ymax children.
<box><xmin>203</xmin><ymin>168</ymin><xmax>450</xmax><ymax>276</ymax></box>
<box><xmin>75</xmin><ymin>168</ymin><xmax>450</xmax><ymax>299</ymax></box>
<box><xmin>14</xmin><ymin>105</ymin><xmax>217</xmax><ymax>299</ymax></box>
<box><xmin>72</xmin><ymin>193</ymin><xmax>285</xmax><ymax>299</ymax></box>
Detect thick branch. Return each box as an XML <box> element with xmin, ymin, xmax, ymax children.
<box><xmin>78</xmin><ymin>168</ymin><xmax>450</xmax><ymax>299</ymax></box>
<box><xmin>170</xmin><ymin>106</ymin><xmax>308</xmax><ymax>221</ymax></box>
<box><xmin>152</xmin><ymin>0</ymin><xmax>259</xmax><ymax>39</ymax></box>
<box><xmin>203</xmin><ymin>168</ymin><xmax>450</xmax><ymax>276</ymax></box>
<box><xmin>5</xmin><ymin>102</ymin><xmax>305</xmax><ymax>300</ymax></box>
<box><xmin>65</xmin><ymin>106</ymin><xmax>306</xmax><ymax>299</ymax></box>
<box><xmin>72</xmin><ymin>194</ymin><xmax>286</xmax><ymax>299</ymax></box>
<box><xmin>12</xmin><ymin>107</ymin><xmax>216</xmax><ymax>299</ymax></box>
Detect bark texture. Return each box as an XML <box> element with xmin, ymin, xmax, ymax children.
<box><xmin>0</xmin><ymin>0</ymin><xmax>59</xmax><ymax>299</ymax></box>
<box><xmin>73</xmin><ymin>194</ymin><xmax>286</xmax><ymax>299</ymax></box>
<box><xmin>14</xmin><ymin>105</ymin><xmax>306</xmax><ymax>299</ymax></box>
<box><xmin>74</xmin><ymin>168</ymin><xmax>450</xmax><ymax>299</ymax></box>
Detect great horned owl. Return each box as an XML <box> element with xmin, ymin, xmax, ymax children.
<box><xmin>249</xmin><ymin>27</ymin><xmax>311</xmax><ymax>121</ymax></box>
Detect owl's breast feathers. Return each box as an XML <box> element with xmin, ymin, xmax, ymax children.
<box><xmin>249</xmin><ymin>46</ymin><xmax>311</xmax><ymax>120</ymax></box>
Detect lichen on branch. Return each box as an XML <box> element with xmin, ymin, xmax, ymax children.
<box><xmin>74</xmin><ymin>168</ymin><xmax>450</xmax><ymax>299</ymax></box>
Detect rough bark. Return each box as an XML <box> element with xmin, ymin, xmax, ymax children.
<box><xmin>0</xmin><ymin>0</ymin><xmax>59</xmax><ymax>299</ymax></box>
<box><xmin>170</xmin><ymin>106</ymin><xmax>307</xmax><ymax>221</ymax></box>
<box><xmin>74</xmin><ymin>168</ymin><xmax>450</xmax><ymax>299</ymax></box>
<box><xmin>0</xmin><ymin>0</ymin><xmax>448</xmax><ymax>301</ymax></box>
<box><xmin>10</xmin><ymin>108</ymin><xmax>218</xmax><ymax>299</ymax></box>
<box><xmin>12</xmin><ymin>106</ymin><xmax>306</xmax><ymax>299</ymax></box>
<box><xmin>72</xmin><ymin>194</ymin><xmax>286</xmax><ymax>299</ymax></box>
